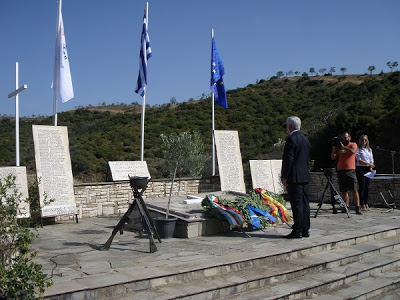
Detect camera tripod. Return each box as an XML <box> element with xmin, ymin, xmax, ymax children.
<box><xmin>314</xmin><ymin>170</ymin><xmax>350</xmax><ymax>218</ymax></box>
<box><xmin>103</xmin><ymin>177</ymin><xmax>161</xmax><ymax>253</ymax></box>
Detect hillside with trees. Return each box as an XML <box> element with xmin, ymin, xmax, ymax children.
<box><xmin>0</xmin><ymin>72</ymin><xmax>399</xmax><ymax>182</ymax></box>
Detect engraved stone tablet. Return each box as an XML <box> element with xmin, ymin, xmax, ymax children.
<box><xmin>249</xmin><ymin>160</ymin><xmax>274</xmax><ymax>191</ymax></box>
<box><xmin>108</xmin><ymin>161</ymin><xmax>151</xmax><ymax>181</ymax></box>
<box><xmin>270</xmin><ymin>159</ymin><xmax>286</xmax><ymax>194</ymax></box>
<box><xmin>249</xmin><ymin>160</ymin><xmax>286</xmax><ymax>194</ymax></box>
<box><xmin>214</xmin><ymin>130</ymin><xmax>246</xmax><ymax>193</ymax></box>
<box><xmin>32</xmin><ymin>125</ymin><xmax>77</xmax><ymax>217</ymax></box>
<box><xmin>0</xmin><ymin>166</ymin><xmax>30</xmax><ymax>218</ymax></box>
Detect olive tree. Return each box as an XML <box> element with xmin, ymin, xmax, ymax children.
<box><xmin>387</xmin><ymin>61</ymin><xmax>398</xmax><ymax>72</ymax></box>
<box><xmin>368</xmin><ymin>65</ymin><xmax>376</xmax><ymax>74</ymax></box>
<box><xmin>161</xmin><ymin>131</ymin><xmax>209</xmax><ymax>179</ymax></box>
<box><xmin>160</xmin><ymin>131</ymin><xmax>210</xmax><ymax>218</ymax></box>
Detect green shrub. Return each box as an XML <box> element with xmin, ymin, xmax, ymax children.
<box><xmin>0</xmin><ymin>175</ymin><xmax>52</xmax><ymax>299</ymax></box>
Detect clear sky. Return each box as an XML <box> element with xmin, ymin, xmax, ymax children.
<box><xmin>1</xmin><ymin>0</ymin><xmax>399</xmax><ymax>117</ymax></box>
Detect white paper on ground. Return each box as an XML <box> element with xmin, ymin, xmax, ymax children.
<box><xmin>183</xmin><ymin>195</ymin><xmax>204</xmax><ymax>205</ymax></box>
<box><xmin>183</xmin><ymin>198</ymin><xmax>203</xmax><ymax>205</ymax></box>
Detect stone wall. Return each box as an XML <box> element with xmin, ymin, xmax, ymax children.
<box><xmin>56</xmin><ymin>173</ymin><xmax>399</xmax><ymax>221</ymax></box>
<box><xmin>60</xmin><ymin>178</ymin><xmax>219</xmax><ymax>221</ymax></box>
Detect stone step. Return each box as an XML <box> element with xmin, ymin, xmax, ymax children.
<box><xmin>306</xmin><ymin>268</ymin><xmax>400</xmax><ymax>300</ymax></box>
<box><xmin>228</xmin><ymin>268</ymin><xmax>400</xmax><ymax>300</ymax></box>
<box><xmin>227</xmin><ymin>248</ymin><xmax>400</xmax><ymax>299</ymax></box>
<box><xmin>100</xmin><ymin>229</ymin><xmax>400</xmax><ymax>300</ymax></box>
<box><xmin>369</xmin><ymin>286</ymin><xmax>400</xmax><ymax>300</ymax></box>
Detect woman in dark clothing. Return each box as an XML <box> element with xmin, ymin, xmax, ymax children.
<box><xmin>356</xmin><ymin>135</ymin><xmax>375</xmax><ymax>211</ymax></box>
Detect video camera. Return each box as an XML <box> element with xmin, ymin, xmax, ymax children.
<box><xmin>332</xmin><ymin>135</ymin><xmax>344</xmax><ymax>147</ymax></box>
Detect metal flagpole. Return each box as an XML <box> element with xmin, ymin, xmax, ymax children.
<box><xmin>140</xmin><ymin>2</ymin><xmax>149</xmax><ymax>161</ymax></box>
<box><xmin>53</xmin><ymin>0</ymin><xmax>61</xmax><ymax>126</ymax></box>
<box><xmin>140</xmin><ymin>95</ymin><xmax>146</xmax><ymax>161</ymax></box>
<box><xmin>8</xmin><ymin>62</ymin><xmax>27</xmax><ymax>167</ymax></box>
<box><xmin>211</xmin><ymin>28</ymin><xmax>216</xmax><ymax>176</ymax></box>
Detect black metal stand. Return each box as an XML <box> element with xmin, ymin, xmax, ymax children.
<box><xmin>103</xmin><ymin>177</ymin><xmax>161</xmax><ymax>253</ymax></box>
<box><xmin>374</xmin><ymin>146</ymin><xmax>399</xmax><ymax>194</ymax></box>
<box><xmin>380</xmin><ymin>190</ymin><xmax>397</xmax><ymax>213</ymax></box>
<box><xmin>375</xmin><ymin>146</ymin><xmax>399</xmax><ymax>176</ymax></box>
<box><xmin>314</xmin><ymin>170</ymin><xmax>350</xmax><ymax>218</ymax></box>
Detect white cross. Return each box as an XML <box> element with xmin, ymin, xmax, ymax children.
<box><xmin>8</xmin><ymin>62</ymin><xmax>27</xmax><ymax>167</ymax></box>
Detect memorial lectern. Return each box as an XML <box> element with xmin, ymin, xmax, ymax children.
<box><xmin>103</xmin><ymin>176</ymin><xmax>161</xmax><ymax>253</ymax></box>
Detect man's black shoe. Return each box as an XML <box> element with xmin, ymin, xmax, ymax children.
<box><xmin>283</xmin><ymin>232</ymin><xmax>302</xmax><ymax>239</ymax></box>
<box><xmin>302</xmin><ymin>231</ymin><xmax>310</xmax><ymax>237</ymax></box>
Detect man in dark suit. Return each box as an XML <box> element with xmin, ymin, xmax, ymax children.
<box><xmin>281</xmin><ymin>116</ymin><xmax>311</xmax><ymax>239</ymax></box>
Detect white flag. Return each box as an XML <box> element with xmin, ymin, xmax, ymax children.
<box><xmin>53</xmin><ymin>1</ymin><xmax>74</xmax><ymax>103</ymax></box>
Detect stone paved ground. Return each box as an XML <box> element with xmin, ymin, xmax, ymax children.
<box><xmin>31</xmin><ymin>199</ymin><xmax>400</xmax><ymax>298</ymax></box>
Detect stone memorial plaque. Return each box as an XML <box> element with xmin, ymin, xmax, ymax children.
<box><xmin>32</xmin><ymin>125</ymin><xmax>77</xmax><ymax>217</ymax></box>
<box><xmin>249</xmin><ymin>160</ymin><xmax>286</xmax><ymax>194</ymax></box>
<box><xmin>0</xmin><ymin>166</ymin><xmax>30</xmax><ymax>218</ymax></box>
<box><xmin>270</xmin><ymin>159</ymin><xmax>286</xmax><ymax>194</ymax></box>
<box><xmin>108</xmin><ymin>161</ymin><xmax>151</xmax><ymax>181</ymax></box>
<box><xmin>214</xmin><ymin>130</ymin><xmax>246</xmax><ymax>193</ymax></box>
<box><xmin>249</xmin><ymin>160</ymin><xmax>274</xmax><ymax>191</ymax></box>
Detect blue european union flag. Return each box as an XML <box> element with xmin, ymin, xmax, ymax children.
<box><xmin>210</xmin><ymin>38</ymin><xmax>227</xmax><ymax>109</ymax></box>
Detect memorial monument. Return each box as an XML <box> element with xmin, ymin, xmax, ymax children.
<box><xmin>108</xmin><ymin>161</ymin><xmax>151</xmax><ymax>181</ymax></box>
<box><xmin>32</xmin><ymin>125</ymin><xmax>77</xmax><ymax>218</ymax></box>
<box><xmin>214</xmin><ymin>130</ymin><xmax>246</xmax><ymax>193</ymax></box>
<box><xmin>0</xmin><ymin>166</ymin><xmax>30</xmax><ymax>218</ymax></box>
<box><xmin>250</xmin><ymin>159</ymin><xmax>286</xmax><ymax>194</ymax></box>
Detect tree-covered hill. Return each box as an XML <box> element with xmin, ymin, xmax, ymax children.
<box><xmin>1</xmin><ymin>72</ymin><xmax>399</xmax><ymax>182</ymax></box>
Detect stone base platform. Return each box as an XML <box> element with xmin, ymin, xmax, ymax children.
<box><xmin>143</xmin><ymin>191</ymin><xmax>240</xmax><ymax>238</ymax></box>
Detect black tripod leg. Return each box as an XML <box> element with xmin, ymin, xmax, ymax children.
<box><xmin>138</xmin><ymin>197</ymin><xmax>162</xmax><ymax>243</ymax></box>
<box><xmin>136</xmin><ymin>198</ymin><xmax>158</xmax><ymax>253</ymax></box>
<box><xmin>103</xmin><ymin>200</ymin><xmax>137</xmax><ymax>250</ymax></box>
<box><xmin>329</xmin><ymin>181</ymin><xmax>351</xmax><ymax>218</ymax></box>
<box><xmin>333</xmin><ymin>194</ymin><xmax>351</xmax><ymax>218</ymax></box>
<box><xmin>314</xmin><ymin>182</ymin><xmax>330</xmax><ymax>218</ymax></box>
<box><xmin>330</xmin><ymin>186</ymin><xmax>338</xmax><ymax>214</ymax></box>
<box><xmin>142</xmin><ymin>212</ymin><xmax>158</xmax><ymax>253</ymax></box>
<box><xmin>148</xmin><ymin>234</ymin><xmax>158</xmax><ymax>253</ymax></box>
